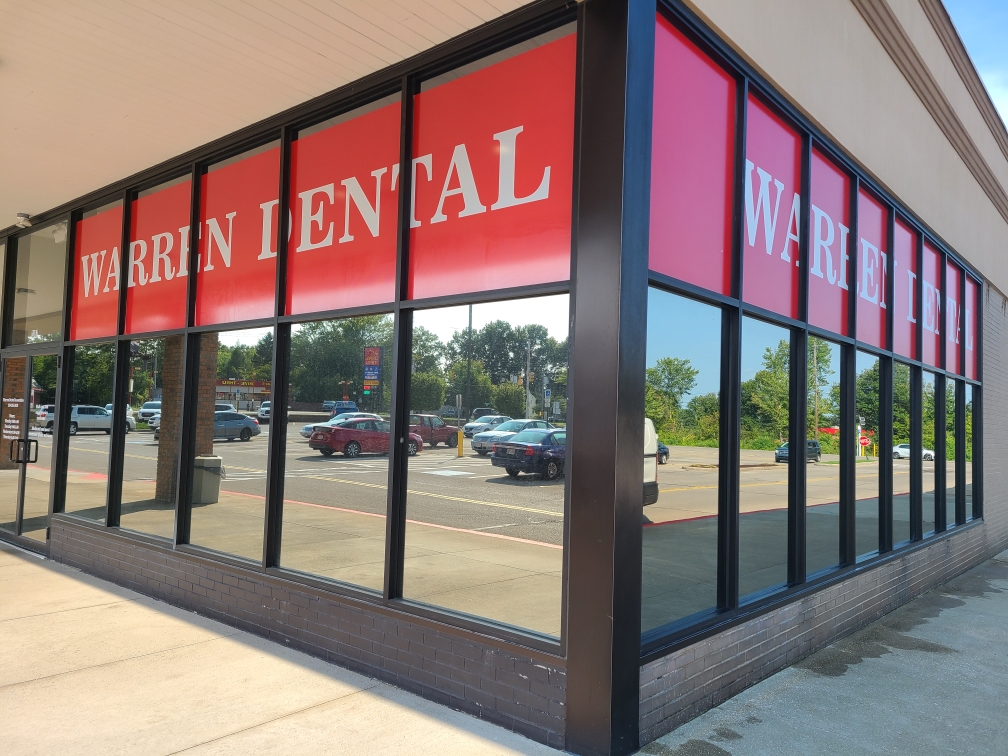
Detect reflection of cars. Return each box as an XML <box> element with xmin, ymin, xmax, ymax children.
<box><xmin>491</xmin><ymin>429</ymin><xmax>566</xmax><ymax>480</ymax></box>
<box><xmin>138</xmin><ymin>401</ymin><xmax>161</xmax><ymax>422</ymax></box>
<box><xmin>69</xmin><ymin>405</ymin><xmax>113</xmax><ymax>435</ymax></box>
<box><xmin>302</xmin><ymin>412</ymin><xmax>381</xmax><ymax>438</ymax></box>
<box><xmin>409</xmin><ymin>414</ymin><xmax>458</xmax><ymax>447</ymax></box>
<box><xmin>148</xmin><ymin>413</ymin><xmax>161</xmax><ymax>430</ymax></box>
<box><xmin>329</xmin><ymin>400</ymin><xmax>359</xmax><ymax>418</ymax></box>
<box><xmin>657</xmin><ymin>441</ymin><xmax>669</xmax><ymax>465</ymax></box>
<box><xmin>215</xmin><ymin>403</ymin><xmax>236</xmax><ymax>413</ymax></box>
<box><xmin>214</xmin><ymin>411</ymin><xmax>261</xmax><ymax>441</ymax></box>
<box><xmin>469</xmin><ymin>407</ymin><xmax>496</xmax><ymax>421</ymax></box>
<box><xmin>775</xmin><ymin>440</ymin><xmax>822</xmax><ymax>463</ymax></box>
<box><xmin>892</xmin><ymin>443</ymin><xmax>934</xmax><ymax>461</ymax></box>
<box><xmin>106</xmin><ymin>403</ymin><xmax>137</xmax><ymax>431</ymax></box>
<box><xmin>35</xmin><ymin>404</ymin><xmax>56</xmax><ymax>429</ymax></box>
<box><xmin>309</xmin><ymin>418</ymin><xmax>422</xmax><ymax>457</ymax></box>
<box><xmin>322</xmin><ymin>400</ymin><xmax>336</xmax><ymax>412</ymax></box>
<box><xmin>258</xmin><ymin>401</ymin><xmax>271</xmax><ymax>421</ymax></box>
<box><xmin>644</xmin><ymin>418</ymin><xmax>658</xmax><ymax>505</ymax></box>
<box><xmin>472</xmin><ymin>419</ymin><xmax>552</xmax><ymax>455</ymax></box>
<box><xmin>464</xmin><ymin>415</ymin><xmax>511</xmax><ymax>438</ymax></box>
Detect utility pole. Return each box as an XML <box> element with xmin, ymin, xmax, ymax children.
<box><xmin>465</xmin><ymin>304</ymin><xmax>472</xmax><ymax>421</ymax></box>
<box><xmin>525</xmin><ymin>339</ymin><xmax>531</xmax><ymax>418</ymax></box>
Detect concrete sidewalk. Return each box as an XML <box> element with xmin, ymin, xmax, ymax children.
<box><xmin>644</xmin><ymin>549</ymin><xmax>1008</xmax><ymax>755</ymax></box>
<box><xmin>0</xmin><ymin>541</ymin><xmax>556</xmax><ymax>756</ymax></box>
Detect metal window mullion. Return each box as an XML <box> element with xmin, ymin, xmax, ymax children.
<box><xmin>934</xmin><ymin>372</ymin><xmax>946</xmax><ymax>531</ymax></box>
<box><xmin>50</xmin><ymin>210</ymin><xmax>80</xmax><ymax>519</ymax></box>
<box><xmin>839</xmin><ymin>344</ymin><xmax>856</xmax><ymax>565</ymax></box>
<box><xmin>105</xmin><ymin>340</ymin><xmax>131</xmax><ymax>527</ymax></box>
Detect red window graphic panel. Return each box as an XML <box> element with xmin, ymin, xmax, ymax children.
<box><xmin>125</xmin><ymin>180</ymin><xmax>192</xmax><ymax>335</ymax></box>
<box><xmin>856</xmin><ymin>189</ymin><xmax>888</xmax><ymax>349</ymax></box>
<box><xmin>287</xmin><ymin>103</ymin><xmax>401</xmax><ymax>316</ymax></box>
<box><xmin>742</xmin><ymin>96</ymin><xmax>801</xmax><ymax>319</ymax></box>
<box><xmin>649</xmin><ymin>14</ymin><xmax>735</xmax><ymax>295</ymax></box>
<box><xmin>408</xmin><ymin>34</ymin><xmax>576</xmax><ymax>300</ymax></box>
<box><xmin>945</xmin><ymin>260</ymin><xmax>962</xmax><ymax>375</ymax></box>
<box><xmin>808</xmin><ymin>150</ymin><xmax>850</xmax><ymax>336</ymax></box>
<box><xmin>71</xmin><ymin>206</ymin><xmax>122</xmax><ymax>340</ymax></box>
<box><xmin>196</xmin><ymin>147</ymin><xmax>280</xmax><ymax>326</ymax></box>
<box><xmin>921</xmin><ymin>241</ymin><xmax>941</xmax><ymax>367</ymax></box>
<box><xmin>965</xmin><ymin>277</ymin><xmax>979</xmax><ymax>380</ymax></box>
<box><xmin>892</xmin><ymin>218</ymin><xmax>917</xmax><ymax>360</ymax></box>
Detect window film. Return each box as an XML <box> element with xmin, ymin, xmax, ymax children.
<box><xmin>72</xmin><ymin>202</ymin><xmax>122</xmax><ymax>341</ymax></box>
<box><xmin>401</xmin><ymin>294</ymin><xmax>569</xmax><ymax>636</ymax></box>
<box><xmin>742</xmin><ymin>97</ymin><xmax>801</xmax><ymax>320</ymax></box>
<box><xmin>806</xmin><ymin>337</ymin><xmax>840</xmax><ymax>575</ymax></box>
<box><xmin>119</xmin><ymin>336</ymin><xmax>184</xmax><ymax>540</ymax></box>
<box><xmin>649</xmin><ymin>15</ymin><xmax>735</xmax><ymax>295</ymax></box>
<box><xmin>196</xmin><ymin>143</ymin><xmax>280</xmax><ymax>326</ymax></box>
<box><xmin>642</xmin><ymin>288</ymin><xmax>721</xmax><ymax>631</ymax></box>
<box><xmin>856</xmin><ymin>189</ymin><xmax>888</xmax><ymax>349</ymax></box>
<box><xmin>945</xmin><ymin>261</ymin><xmax>963</xmax><ymax>375</ymax></box>
<box><xmin>279</xmin><ymin>314</ymin><xmax>393</xmax><ymax>591</ymax></box>
<box><xmin>187</xmin><ymin>327</ymin><xmax>272</xmax><ymax>561</ymax></box>
<box><xmin>12</xmin><ymin>221</ymin><xmax>68</xmax><ymax>345</ymax></box>
<box><xmin>855</xmin><ymin>351</ymin><xmax>880</xmax><ymax>557</ymax></box>
<box><xmin>965</xmin><ymin>278</ymin><xmax>979</xmax><ymax>380</ymax></box>
<box><xmin>893</xmin><ymin>219</ymin><xmax>918</xmax><ymax>360</ymax></box>
<box><xmin>808</xmin><ymin>150</ymin><xmax>850</xmax><ymax>336</ymax></box>
<box><xmin>126</xmin><ymin>177</ymin><xmax>192</xmax><ymax>335</ymax></box>
<box><xmin>739</xmin><ymin>316</ymin><xmax>790</xmax><ymax>598</ymax></box>
<box><xmin>892</xmin><ymin>362</ymin><xmax>912</xmax><ymax>544</ymax></box>
<box><xmin>921</xmin><ymin>243</ymin><xmax>941</xmax><ymax>368</ymax></box>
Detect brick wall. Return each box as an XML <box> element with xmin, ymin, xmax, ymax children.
<box><xmin>196</xmin><ymin>333</ymin><xmax>218</xmax><ymax>456</ymax></box>
<box><xmin>49</xmin><ymin>518</ymin><xmax>566</xmax><ymax>749</ymax></box>
<box><xmin>155</xmin><ymin>335</ymin><xmax>184</xmax><ymax>502</ymax></box>
<box><xmin>0</xmin><ymin>356</ymin><xmax>26</xmax><ymax>472</ymax></box>
<box><xmin>638</xmin><ymin>282</ymin><xmax>1008</xmax><ymax>745</ymax></box>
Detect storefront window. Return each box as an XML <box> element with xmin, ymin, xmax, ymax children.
<box><xmin>288</xmin><ymin>99</ymin><xmax>400</xmax><ymax>316</ymax></box>
<box><xmin>408</xmin><ymin>30</ymin><xmax>576</xmax><ymax>301</ymax></box>
<box><xmin>856</xmin><ymin>189</ymin><xmax>888</xmax><ymax>349</ymax></box>
<box><xmin>64</xmin><ymin>343</ymin><xmax>117</xmax><ymax>523</ymax></box>
<box><xmin>649</xmin><ymin>15</ymin><xmax>735</xmax><ymax>296</ymax></box>
<box><xmin>119</xmin><ymin>336</ymin><xmax>184</xmax><ymax>540</ymax></box>
<box><xmin>922</xmin><ymin>370</ymin><xmax>937</xmax><ymax>534</ymax></box>
<box><xmin>855</xmin><ymin>351</ymin><xmax>880</xmax><ymax>557</ymax></box>
<box><xmin>893</xmin><ymin>362</ymin><xmax>912</xmax><ymax>544</ymax></box>
<box><xmin>922</xmin><ymin>242</ymin><xmax>941</xmax><ymax>368</ymax></box>
<box><xmin>739</xmin><ymin>316</ymin><xmax>790</xmax><ymax>598</ymax></box>
<box><xmin>401</xmin><ymin>294</ymin><xmax>568</xmax><ymax>636</ymax></box>
<box><xmin>187</xmin><ymin>327</ymin><xmax>272</xmax><ymax>561</ymax></box>
<box><xmin>965</xmin><ymin>278</ymin><xmax>979</xmax><ymax>380</ymax></box>
<box><xmin>278</xmin><ymin>314</ymin><xmax>393</xmax><ymax>591</ymax></box>
<box><xmin>893</xmin><ymin>219</ymin><xmax>918</xmax><ymax>360</ymax></box>
<box><xmin>196</xmin><ymin>143</ymin><xmax>280</xmax><ymax>326</ymax></box>
<box><xmin>946</xmin><ymin>378</ymin><xmax>958</xmax><ymax>528</ymax></box>
<box><xmin>71</xmin><ymin>202</ymin><xmax>122</xmax><ymax>341</ymax></box>
<box><xmin>946</xmin><ymin>261</ymin><xmax>963</xmax><ymax>375</ymax></box>
<box><xmin>642</xmin><ymin>288</ymin><xmax>720</xmax><ymax>631</ymax></box>
<box><xmin>743</xmin><ymin>97</ymin><xmax>801</xmax><ymax>320</ymax></box>
<box><xmin>806</xmin><ymin>337</ymin><xmax>840</xmax><ymax>575</ymax></box>
<box><xmin>11</xmin><ymin>221</ymin><xmax>68</xmax><ymax>345</ymax></box>
<box><xmin>126</xmin><ymin>177</ymin><xmax>192</xmax><ymax>335</ymax></box>
<box><xmin>966</xmin><ymin>384</ymin><xmax>975</xmax><ymax>518</ymax></box>
<box><xmin>808</xmin><ymin>150</ymin><xmax>850</xmax><ymax>336</ymax></box>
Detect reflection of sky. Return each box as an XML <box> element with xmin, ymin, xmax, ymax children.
<box><xmin>217</xmin><ymin>326</ymin><xmax>273</xmax><ymax>347</ymax></box>
<box><xmin>413</xmin><ymin>293</ymin><xmax>570</xmax><ymax>344</ymax></box>
<box><xmin>741</xmin><ymin>316</ymin><xmax>789</xmax><ymax>381</ymax></box>
<box><xmin>646</xmin><ymin>289</ymin><xmax>721</xmax><ymax>400</ymax></box>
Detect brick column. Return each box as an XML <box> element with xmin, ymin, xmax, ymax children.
<box><xmin>196</xmin><ymin>333</ymin><xmax>218</xmax><ymax>456</ymax></box>
<box><xmin>155</xmin><ymin>336</ymin><xmax>184</xmax><ymax>502</ymax></box>
<box><xmin>0</xmin><ymin>358</ymin><xmax>27</xmax><ymax>471</ymax></box>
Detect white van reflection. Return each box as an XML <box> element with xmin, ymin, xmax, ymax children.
<box><xmin>644</xmin><ymin>418</ymin><xmax>659</xmax><ymax>505</ymax></box>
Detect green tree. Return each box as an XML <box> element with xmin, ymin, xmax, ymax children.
<box><xmin>411</xmin><ymin>326</ymin><xmax>443</xmax><ymax>375</ymax></box>
<box><xmin>743</xmin><ymin>339</ymin><xmax>790</xmax><ymax>445</ymax></box>
<box><xmin>807</xmin><ymin>337</ymin><xmax>836</xmax><ymax>439</ymax></box>
<box><xmin>446</xmin><ymin>360</ymin><xmax>491</xmax><ymax>411</ymax></box>
<box><xmin>645</xmin><ymin>357</ymin><xmax>698</xmax><ymax>430</ymax></box>
<box><xmin>893</xmin><ymin>363</ymin><xmax>911</xmax><ymax>445</ymax></box>
<box><xmin>410</xmin><ymin>372</ymin><xmax>445</xmax><ymax>413</ymax></box>
<box><xmin>491</xmin><ymin>381</ymin><xmax>526</xmax><ymax>419</ymax></box>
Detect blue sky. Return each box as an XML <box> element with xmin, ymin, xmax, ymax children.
<box><xmin>944</xmin><ymin>0</ymin><xmax>1008</xmax><ymax>122</ymax></box>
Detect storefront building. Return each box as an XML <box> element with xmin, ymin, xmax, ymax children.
<box><xmin>1</xmin><ymin>1</ymin><xmax>1005</xmax><ymax>753</ymax></box>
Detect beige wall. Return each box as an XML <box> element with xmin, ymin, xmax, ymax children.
<box><xmin>685</xmin><ymin>0</ymin><xmax>1008</xmax><ymax>293</ymax></box>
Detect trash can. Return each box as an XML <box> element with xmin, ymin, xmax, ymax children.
<box><xmin>192</xmin><ymin>455</ymin><xmax>224</xmax><ymax>505</ymax></box>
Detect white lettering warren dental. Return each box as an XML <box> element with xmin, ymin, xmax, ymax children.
<box><xmin>81</xmin><ymin>250</ymin><xmax>107</xmax><ymax>298</ymax></box>
<box><xmin>204</xmin><ymin>212</ymin><xmax>237</xmax><ymax>271</ymax></box>
<box><xmin>744</xmin><ymin>161</ymin><xmax>784</xmax><ymax>257</ymax></box>
<box><xmin>340</xmin><ymin>168</ymin><xmax>387</xmax><ymax>243</ymax></box>
<box><xmin>431</xmin><ymin>144</ymin><xmax>486</xmax><ymax>223</ymax></box>
<box><xmin>491</xmin><ymin>126</ymin><xmax>550</xmax><ymax>210</ymax></box>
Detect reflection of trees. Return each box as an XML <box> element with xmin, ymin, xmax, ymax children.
<box><xmin>894</xmin><ymin>363</ymin><xmax>911</xmax><ymax>445</ymax></box>
<box><xmin>217</xmin><ymin>332</ymin><xmax>273</xmax><ymax>381</ymax></box>
<box><xmin>808</xmin><ymin>337</ymin><xmax>836</xmax><ymax>440</ymax></box>
<box><xmin>742</xmin><ymin>339</ymin><xmax>790</xmax><ymax>446</ymax></box>
<box><xmin>71</xmin><ymin>344</ymin><xmax>115</xmax><ymax>406</ymax></box>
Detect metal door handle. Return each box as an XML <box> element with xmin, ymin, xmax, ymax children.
<box><xmin>8</xmin><ymin>439</ymin><xmax>16</xmax><ymax>463</ymax></box>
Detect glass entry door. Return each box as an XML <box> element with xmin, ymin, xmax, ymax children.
<box><xmin>0</xmin><ymin>354</ymin><xmax>58</xmax><ymax>542</ymax></box>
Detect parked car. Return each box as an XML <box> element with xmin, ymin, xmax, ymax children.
<box><xmin>893</xmin><ymin>443</ymin><xmax>935</xmax><ymax>461</ymax></box>
<box><xmin>300</xmin><ymin>412</ymin><xmax>381</xmax><ymax>438</ymax></box>
<box><xmin>470</xmin><ymin>407</ymin><xmax>496</xmax><ymax>421</ymax></box>
<box><xmin>774</xmin><ymin>440</ymin><xmax>823</xmax><ymax>463</ymax></box>
<box><xmin>491</xmin><ymin>428</ymin><xmax>567</xmax><ymax>480</ymax></box>
<box><xmin>258</xmin><ymin>401</ymin><xmax>271</xmax><ymax>421</ymax></box>
<box><xmin>137</xmin><ymin>401</ymin><xmax>161</xmax><ymax>422</ymax></box>
<box><xmin>322</xmin><ymin>400</ymin><xmax>336</xmax><ymax>412</ymax></box>
<box><xmin>309</xmin><ymin>418</ymin><xmax>422</xmax><ymax>457</ymax></box>
<box><xmin>409</xmin><ymin>414</ymin><xmax>459</xmax><ymax>447</ymax></box>
<box><xmin>329</xmin><ymin>400</ymin><xmax>359</xmax><ymax>418</ymax></box>
<box><xmin>35</xmin><ymin>404</ymin><xmax>56</xmax><ymax>430</ymax></box>
<box><xmin>657</xmin><ymin>441</ymin><xmax>669</xmax><ymax>465</ymax></box>
<box><xmin>68</xmin><ymin>405</ymin><xmax>114</xmax><ymax>435</ymax></box>
<box><xmin>215</xmin><ymin>403</ymin><xmax>236</xmax><ymax>413</ymax></box>
<box><xmin>463</xmin><ymin>415</ymin><xmax>511</xmax><ymax>438</ymax></box>
<box><xmin>644</xmin><ymin>418</ymin><xmax>658</xmax><ymax>505</ymax></box>
<box><xmin>472</xmin><ymin>419</ymin><xmax>552</xmax><ymax>455</ymax></box>
<box><xmin>148</xmin><ymin>413</ymin><xmax>161</xmax><ymax>430</ymax></box>
<box><xmin>105</xmin><ymin>403</ymin><xmax>137</xmax><ymax>431</ymax></box>
<box><xmin>214</xmin><ymin>411</ymin><xmax>261</xmax><ymax>441</ymax></box>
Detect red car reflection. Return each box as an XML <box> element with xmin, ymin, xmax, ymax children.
<box><xmin>309</xmin><ymin>418</ymin><xmax>423</xmax><ymax>458</ymax></box>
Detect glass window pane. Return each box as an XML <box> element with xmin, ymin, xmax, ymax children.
<box><xmin>279</xmin><ymin>314</ymin><xmax>393</xmax><ymax>592</ymax></box>
<box><xmin>922</xmin><ymin>243</ymin><xmax>941</xmax><ymax>368</ymax></box>
<box><xmin>966</xmin><ymin>384</ymin><xmax>974</xmax><ymax>518</ymax></box>
<box><xmin>64</xmin><ymin>344</ymin><xmax>116</xmax><ymax>522</ymax></box>
<box><xmin>923</xmin><ymin>370</ymin><xmax>937</xmax><ymax>535</ymax></box>
<box><xmin>893</xmin><ymin>220</ymin><xmax>918</xmax><ymax>360</ymax></box>
<box><xmin>946</xmin><ymin>262</ymin><xmax>963</xmax><ymax>375</ymax></box>
<box><xmin>649</xmin><ymin>15</ymin><xmax>735</xmax><ymax>296</ymax></box>
<box><xmin>0</xmin><ymin>356</ymin><xmax>26</xmax><ymax>535</ymax></box>
<box><xmin>739</xmin><ymin>316</ymin><xmax>790</xmax><ymax>598</ymax></box>
<box><xmin>641</xmin><ymin>289</ymin><xmax>721</xmax><ymax>632</ymax></box>
<box><xmin>806</xmin><ymin>338</ymin><xmax>840</xmax><ymax>575</ymax></box>
<box><xmin>855</xmin><ymin>351</ymin><xmax>880</xmax><ymax>557</ymax></box>
<box><xmin>892</xmin><ymin>362</ymin><xmax>912</xmax><ymax>544</ymax></box>
<box><xmin>946</xmin><ymin>378</ymin><xmax>958</xmax><ymax>528</ymax></box>
<box><xmin>72</xmin><ymin>203</ymin><xmax>122</xmax><ymax>341</ymax></box>
<box><xmin>288</xmin><ymin>98</ymin><xmax>400</xmax><ymax>316</ymax></box>
<box><xmin>856</xmin><ymin>189</ymin><xmax>888</xmax><ymax>349</ymax></box>
<box><xmin>12</xmin><ymin>221</ymin><xmax>68</xmax><ymax>345</ymax></box>
<box><xmin>126</xmin><ymin>177</ymin><xmax>191</xmax><ymax>335</ymax></box>
<box><xmin>23</xmin><ymin>355</ymin><xmax>56</xmax><ymax>541</ymax></box>
<box><xmin>965</xmin><ymin>279</ymin><xmax>979</xmax><ymax>380</ymax></box>
<box><xmin>743</xmin><ymin>97</ymin><xmax>801</xmax><ymax>320</ymax></box>
<box><xmin>188</xmin><ymin>327</ymin><xmax>272</xmax><ymax>561</ymax></box>
<box><xmin>0</xmin><ymin>241</ymin><xmax>6</xmax><ymax>325</ymax></box>
<box><xmin>119</xmin><ymin>336</ymin><xmax>184</xmax><ymax>539</ymax></box>
<box><xmin>402</xmin><ymin>294</ymin><xmax>569</xmax><ymax>636</ymax></box>
<box><xmin>808</xmin><ymin>150</ymin><xmax>850</xmax><ymax>336</ymax></box>
<box><xmin>408</xmin><ymin>31</ymin><xmax>576</xmax><ymax>301</ymax></box>
<box><xmin>196</xmin><ymin>143</ymin><xmax>280</xmax><ymax>326</ymax></box>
